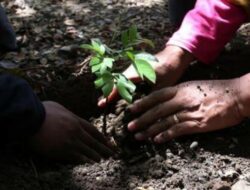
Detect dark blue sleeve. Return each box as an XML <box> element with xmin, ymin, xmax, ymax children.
<box><xmin>0</xmin><ymin>5</ymin><xmax>17</xmax><ymax>52</ymax></box>
<box><xmin>0</xmin><ymin>74</ymin><xmax>45</xmax><ymax>142</ymax></box>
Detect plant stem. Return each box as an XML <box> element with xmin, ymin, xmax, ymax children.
<box><xmin>102</xmin><ymin>99</ymin><xmax>108</xmax><ymax>136</ymax></box>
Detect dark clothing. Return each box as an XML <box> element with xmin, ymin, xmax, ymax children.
<box><xmin>0</xmin><ymin>6</ymin><xmax>45</xmax><ymax>142</ymax></box>
<box><xmin>0</xmin><ymin>5</ymin><xmax>17</xmax><ymax>52</ymax></box>
<box><xmin>168</xmin><ymin>0</ymin><xmax>196</xmax><ymax>27</ymax></box>
<box><xmin>0</xmin><ymin>74</ymin><xmax>45</xmax><ymax>142</ymax></box>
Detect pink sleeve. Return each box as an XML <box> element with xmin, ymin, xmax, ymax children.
<box><xmin>167</xmin><ymin>0</ymin><xmax>247</xmax><ymax>63</ymax></box>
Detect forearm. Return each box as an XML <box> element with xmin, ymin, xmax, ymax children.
<box><xmin>0</xmin><ymin>74</ymin><xmax>45</xmax><ymax>143</ymax></box>
<box><xmin>151</xmin><ymin>45</ymin><xmax>195</xmax><ymax>89</ymax></box>
<box><xmin>237</xmin><ymin>73</ymin><xmax>250</xmax><ymax>117</ymax></box>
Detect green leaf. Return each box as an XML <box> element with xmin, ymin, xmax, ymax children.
<box><xmin>121</xmin><ymin>30</ymin><xmax>129</xmax><ymax>47</ymax></box>
<box><xmin>81</xmin><ymin>39</ymin><xmax>106</xmax><ymax>55</ymax></box>
<box><xmin>91</xmin><ymin>63</ymin><xmax>102</xmax><ymax>73</ymax></box>
<box><xmin>126</xmin><ymin>51</ymin><xmax>135</xmax><ymax>61</ymax></box>
<box><xmin>80</xmin><ymin>44</ymin><xmax>95</xmax><ymax>51</ymax></box>
<box><xmin>135</xmin><ymin>52</ymin><xmax>158</xmax><ymax>63</ymax></box>
<box><xmin>116</xmin><ymin>79</ymin><xmax>133</xmax><ymax>103</ymax></box>
<box><xmin>121</xmin><ymin>25</ymin><xmax>139</xmax><ymax>47</ymax></box>
<box><xmin>94</xmin><ymin>77</ymin><xmax>105</xmax><ymax>88</ymax></box>
<box><xmin>126</xmin><ymin>80</ymin><xmax>136</xmax><ymax>92</ymax></box>
<box><xmin>91</xmin><ymin>39</ymin><xmax>105</xmax><ymax>55</ymax></box>
<box><xmin>104</xmin><ymin>45</ymin><xmax>116</xmax><ymax>54</ymax></box>
<box><xmin>115</xmin><ymin>75</ymin><xmax>136</xmax><ymax>103</ymax></box>
<box><xmin>100</xmin><ymin>58</ymin><xmax>114</xmax><ymax>74</ymax></box>
<box><xmin>94</xmin><ymin>72</ymin><xmax>113</xmax><ymax>88</ymax></box>
<box><xmin>129</xmin><ymin>25</ymin><xmax>138</xmax><ymax>43</ymax></box>
<box><xmin>118</xmin><ymin>74</ymin><xmax>136</xmax><ymax>92</ymax></box>
<box><xmin>102</xmin><ymin>81</ymin><xmax>114</xmax><ymax>97</ymax></box>
<box><xmin>90</xmin><ymin>57</ymin><xmax>101</xmax><ymax>66</ymax></box>
<box><xmin>134</xmin><ymin>59</ymin><xmax>156</xmax><ymax>83</ymax></box>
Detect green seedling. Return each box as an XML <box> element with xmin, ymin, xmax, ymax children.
<box><xmin>81</xmin><ymin>25</ymin><xmax>158</xmax><ymax>103</ymax></box>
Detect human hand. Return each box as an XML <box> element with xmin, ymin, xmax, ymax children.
<box><xmin>28</xmin><ymin>101</ymin><xmax>113</xmax><ymax>163</ymax></box>
<box><xmin>127</xmin><ymin>78</ymin><xmax>244</xmax><ymax>143</ymax></box>
<box><xmin>98</xmin><ymin>45</ymin><xmax>194</xmax><ymax>107</ymax></box>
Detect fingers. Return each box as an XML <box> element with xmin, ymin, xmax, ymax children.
<box><xmin>98</xmin><ymin>88</ymin><xmax>119</xmax><ymax>108</ymax></box>
<box><xmin>74</xmin><ymin>139</ymin><xmax>103</xmax><ymax>162</ymax></box>
<box><xmin>98</xmin><ymin>66</ymin><xmax>142</xmax><ymax>108</ymax></box>
<box><xmin>134</xmin><ymin>113</ymin><xmax>180</xmax><ymax>141</ymax></box>
<box><xmin>79</xmin><ymin>118</ymin><xmax>114</xmax><ymax>149</ymax></box>
<box><xmin>128</xmin><ymin>97</ymin><xmax>183</xmax><ymax>132</ymax></box>
<box><xmin>129</xmin><ymin>87</ymin><xmax>177</xmax><ymax>113</ymax></box>
<box><xmin>135</xmin><ymin>111</ymin><xmax>201</xmax><ymax>141</ymax></box>
<box><xmin>78</xmin><ymin>125</ymin><xmax>114</xmax><ymax>158</ymax></box>
<box><xmin>154</xmin><ymin>121</ymin><xmax>199</xmax><ymax>143</ymax></box>
<box><xmin>70</xmin><ymin>152</ymin><xmax>95</xmax><ymax>164</ymax></box>
<box><xmin>79</xmin><ymin>118</ymin><xmax>107</xmax><ymax>143</ymax></box>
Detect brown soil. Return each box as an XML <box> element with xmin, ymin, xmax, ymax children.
<box><xmin>1</xmin><ymin>47</ymin><xmax>250</xmax><ymax>190</ymax></box>
<box><xmin>1</xmin><ymin>0</ymin><xmax>250</xmax><ymax>190</ymax></box>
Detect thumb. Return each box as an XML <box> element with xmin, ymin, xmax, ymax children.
<box><xmin>98</xmin><ymin>88</ymin><xmax>119</xmax><ymax>108</ymax></box>
<box><xmin>98</xmin><ymin>66</ymin><xmax>142</xmax><ymax>108</ymax></box>
<box><xmin>97</xmin><ymin>75</ymin><xmax>142</xmax><ymax>108</ymax></box>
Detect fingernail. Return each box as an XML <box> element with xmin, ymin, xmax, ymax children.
<box><xmin>128</xmin><ymin>105</ymin><xmax>135</xmax><ymax>113</ymax></box>
<box><xmin>130</xmin><ymin>100</ymin><xmax>140</xmax><ymax>112</ymax></box>
<box><xmin>154</xmin><ymin>134</ymin><xmax>165</xmax><ymax>144</ymax></box>
<box><xmin>128</xmin><ymin>121</ymin><xmax>136</xmax><ymax>131</ymax></box>
<box><xmin>135</xmin><ymin>133</ymin><xmax>145</xmax><ymax>141</ymax></box>
<box><xmin>154</xmin><ymin>137</ymin><xmax>161</xmax><ymax>144</ymax></box>
<box><xmin>98</xmin><ymin>99</ymin><xmax>106</xmax><ymax>107</ymax></box>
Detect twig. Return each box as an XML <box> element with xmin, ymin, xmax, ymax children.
<box><xmin>29</xmin><ymin>158</ymin><xmax>39</xmax><ymax>179</ymax></box>
<box><xmin>73</xmin><ymin>55</ymin><xmax>91</xmax><ymax>76</ymax></box>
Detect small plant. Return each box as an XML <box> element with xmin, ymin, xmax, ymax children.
<box><xmin>81</xmin><ymin>25</ymin><xmax>158</xmax><ymax>103</ymax></box>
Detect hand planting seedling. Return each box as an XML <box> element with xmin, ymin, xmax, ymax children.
<box><xmin>81</xmin><ymin>25</ymin><xmax>158</xmax><ymax>104</ymax></box>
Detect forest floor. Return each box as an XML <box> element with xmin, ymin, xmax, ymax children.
<box><xmin>1</xmin><ymin>0</ymin><xmax>250</xmax><ymax>190</ymax></box>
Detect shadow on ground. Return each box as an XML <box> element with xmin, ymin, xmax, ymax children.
<box><xmin>1</xmin><ymin>0</ymin><xmax>250</xmax><ymax>189</ymax></box>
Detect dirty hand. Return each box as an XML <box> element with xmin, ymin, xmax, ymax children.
<box><xmin>29</xmin><ymin>101</ymin><xmax>113</xmax><ymax>163</ymax></box>
<box><xmin>98</xmin><ymin>45</ymin><xmax>194</xmax><ymax>107</ymax></box>
<box><xmin>127</xmin><ymin>77</ymin><xmax>248</xmax><ymax>143</ymax></box>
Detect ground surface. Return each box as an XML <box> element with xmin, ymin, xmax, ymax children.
<box><xmin>1</xmin><ymin>0</ymin><xmax>250</xmax><ymax>190</ymax></box>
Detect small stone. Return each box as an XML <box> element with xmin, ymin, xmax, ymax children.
<box><xmin>165</xmin><ymin>159</ymin><xmax>172</xmax><ymax>165</ymax></box>
<box><xmin>221</xmin><ymin>169</ymin><xmax>239</xmax><ymax>181</ymax></box>
<box><xmin>178</xmin><ymin>150</ymin><xmax>185</xmax><ymax>157</ymax></box>
<box><xmin>136</xmin><ymin>187</ymin><xmax>146</xmax><ymax>190</ymax></box>
<box><xmin>40</xmin><ymin>58</ymin><xmax>48</xmax><ymax>64</ymax></box>
<box><xmin>155</xmin><ymin>154</ymin><xmax>164</xmax><ymax>162</ymax></box>
<box><xmin>96</xmin><ymin>176</ymin><xmax>102</xmax><ymax>181</ymax></box>
<box><xmin>136</xmin><ymin>187</ymin><xmax>154</xmax><ymax>190</ymax></box>
<box><xmin>166</xmin><ymin>152</ymin><xmax>173</xmax><ymax>157</ymax></box>
<box><xmin>147</xmin><ymin>187</ymin><xmax>154</xmax><ymax>190</ymax></box>
<box><xmin>150</xmin><ymin>169</ymin><xmax>164</xmax><ymax>179</ymax></box>
<box><xmin>64</xmin><ymin>19</ymin><xmax>76</xmax><ymax>26</ymax></box>
<box><xmin>190</xmin><ymin>141</ymin><xmax>199</xmax><ymax>150</ymax></box>
<box><xmin>232</xmin><ymin>179</ymin><xmax>250</xmax><ymax>190</ymax></box>
<box><xmin>165</xmin><ymin>149</ymin><xmax>173</xmax><ymax>158</ymax></box>
<box><xmin>128</xmin><ymin>182</ymin><xmax>136</xmax><ymax>189</ymax></box>
<box><xmin>81</xmin><ymin>168</ymin><xmax>88</xmax><ymax>175</ymax></box>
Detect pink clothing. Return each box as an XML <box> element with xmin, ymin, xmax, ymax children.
<box><xmin>167</xmin><ymin>0</ymin><xmax>247</xmax><ymax>63</ymax></box>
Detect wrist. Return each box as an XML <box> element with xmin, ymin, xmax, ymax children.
<box><xmin>155</xmin><ymin>45</ymin><xmax>195</xmax><ymax>70</ymax></box>
<box><xmin>154</xmin><ymin>45</ymin><xmax>195</xmax><ymax>81</ymax></box>
<box><xmin>236</xmin><ymin>73</ymin><xmax>250</xmax><ymax>118</ymax></box>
